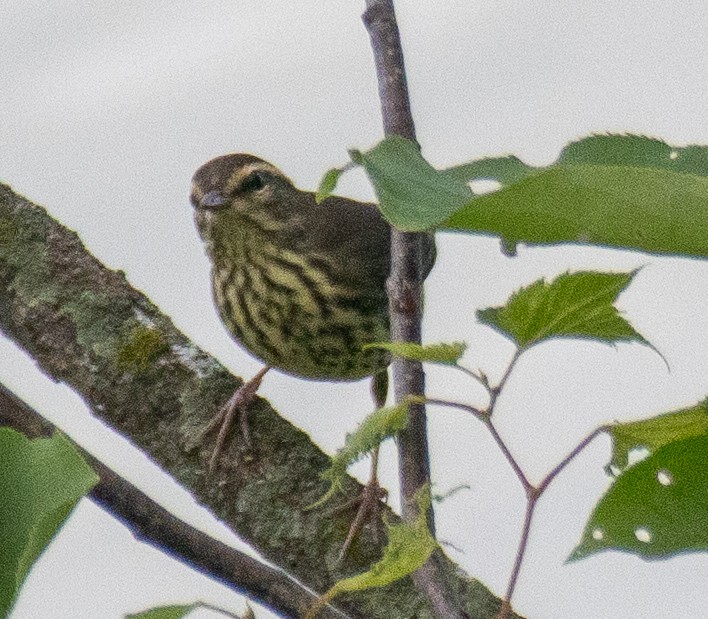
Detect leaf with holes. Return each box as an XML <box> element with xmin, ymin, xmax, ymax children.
<box><xmin>570</xmin><ymin>434</ymin><xmax>708</xmax><ymax>561</ymax></box>
<box><xmin>350</xmin><ymin>136</ymin><xmax>472</xmax><ymax>231</ymax></box>
<box><xmin>477</xmin><ymin>270</ymin><xmax>650</xmax><ymax>351</ymax></box>
<box><xmin>442</xmin><ymin>134</ymin><xmax>708</xmax><ymax>259</ymax></box>
<box><xmin>608</xmin><ymin>401</ymin><xmax>708</xmax><ymax>472</ymax></box>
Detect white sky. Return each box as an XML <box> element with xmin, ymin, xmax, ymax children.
<box><xmin>1</xmin><ymin>1</ymin><xmax>707</xmax><ymax>618</ymax></box>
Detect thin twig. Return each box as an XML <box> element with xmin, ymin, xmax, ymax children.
<box><xmin>537</xmin><ymin>425</ymin><xmax>609</xmax><ymax>494</ymax></box>
<box><xmin>425</xmin><ymin>379</ymin><xmax>609</xmax><ymax>618</ymax></box>
<box><xmin>497</xmin><ymin>491</ymin><xmax>540</xmax><ymax>619</ymax></box>
<box><xmin>0</xmin><ymin>382</ymin><xmax>353</xmax><ymax>619</ymax></box>
<box><xmin>488</xmin><ymin>418</ymin><xmax>608</xmax><ymax>618</ymax></box>
<box><xmin>424</xmin><ymin>397</ymin><xmax>531</xmax><ymax>488</ymax></box>
<box><xmin>497</xmin><ymin>493</ymin><xmax>538</xmax><ymax>619</ymax></box>
<box><xmin>487</xmin><ymin>349</ymin><xmax>521</xmax><ymax>415</ymax></box>
<box><xmin>424</xmin><ymin>395</ymin><xmax>531</xmax><ymax>490</ymax></box>
<box><xmin>454</xmin><ymin>364</ymin><xmax>493</xmax><ymax>392</ymax></box>
<box><xmin>482</xmin><ymin>417</ymin><xmax>532</xmax><ymax>491</ymax></box>
<box><xmin>362</xmin><ymin>2</ymin><xmax>467</xmax><ymax>618</ymax></box>
<box><xmin>434</xmin><ymin>346</ymin><xmax>608</xmax><ymax>618</ymax></box>
<box><xmin>424</xmin><ymin>397</ymin><xmax>484</xmax><ymax>419</ymax></box>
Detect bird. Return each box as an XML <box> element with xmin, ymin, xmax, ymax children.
<box><xmin>190</xmin><ymin>153</ymin><xmax>435</xmax><ymax>557</ymax></box>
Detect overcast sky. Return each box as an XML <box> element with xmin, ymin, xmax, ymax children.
<box><xmin>2</xmin><ymin>2</ymin><xmax>707</xmax><ymax>618</ymax></box>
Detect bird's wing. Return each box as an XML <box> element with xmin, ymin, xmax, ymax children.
<box><xmin>297</xmin><ymin>193</ymin><xmax>436</xmax><ymax>296</ymax></box>
<box><xmin>296</xmin><ymin>194</ymin><xmax>391</xmax><ymax>297</ymax></box>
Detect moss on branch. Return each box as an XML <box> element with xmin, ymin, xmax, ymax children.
<box><xmin>0</xmin><ymin>182</ymin><xmax>514</xmax><ymax>619</ymax></box>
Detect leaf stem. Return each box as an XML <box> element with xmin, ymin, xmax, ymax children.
<box><xmin>482</xmin><ymin>417</ymin><xmax>532</xmax><ymax>491</ymax></box>
<box><xmin>424</xmin><ymin>398</ymin><xmax>484</xmax><ymax>419</ymax></box>
<box><xmin>454</xmin><ymin>364</ymin><xmax>492</xmax><ymax>391</ymax></box>
<box><xmin>537</xmin><ymin>425</ymin><xmax>609</xmax><ymax>494</ymax></box>
<box><xmin>487</xmin><ymin>349</ymin><xmax>521</xmax><ymax>416</ymax></box>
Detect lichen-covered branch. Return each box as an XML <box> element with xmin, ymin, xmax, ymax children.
<box><xmin>0</xmin><ymin>182</ymin><xmax>515</xmax><ymax>618</ymax></box>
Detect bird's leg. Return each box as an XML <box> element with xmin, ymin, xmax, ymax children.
<box><xmin>338</xmin><ymin>444</ymin><xmax>386</xmax><ymax>562</ymax></box>
<box><xmin>337</xmin><ymin>369</ymin><xmax>389</xmax><ymax>563</ymax></box>
<box><xmin>197</xmin><ymin>365</ymin><xmax>271</xmax><ymax>471</ymax></box>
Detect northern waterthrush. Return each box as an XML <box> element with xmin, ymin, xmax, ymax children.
<box><xmin>190</xmin><ymin>154</ymin><xmax>435</xmax><ymax>544</ymax></box>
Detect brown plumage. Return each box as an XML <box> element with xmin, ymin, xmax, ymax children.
<box><xmin>191</xmin><ymin>154</ymin><xmax>435</xmax><ymax>383</ymax></box>
<box><xmin>190</xmin><ymin>153</ymin><xmax>436</xmax><ymax>555</ymax></box>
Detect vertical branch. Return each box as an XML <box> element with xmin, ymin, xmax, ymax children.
<box><xmin>362</xmin><ymin>2</ymin><xmax>416</xmax><ymax>139</ymax></box>
<box><xmin>362</xmin><ymin>0</ymin><xmax>429</xmax><ymax>526</ymax></box>
<box><xmin>362</xmin><ymin>3</ymin><xmax>466</xmax><ymax>618</ymax></box>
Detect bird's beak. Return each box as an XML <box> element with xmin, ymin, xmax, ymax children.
<box><xmin>197</xmin><ymin>190</ymin><xmax>228</xmax><ymax>211</ymax></box>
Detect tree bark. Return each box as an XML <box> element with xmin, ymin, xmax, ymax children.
<box><xmin>0</xmin><ymin>181</ymin><xmax>516</xmax><ymax>619</ymax></box>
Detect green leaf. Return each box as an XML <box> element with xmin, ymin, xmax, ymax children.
<box><xmin>442</xmin><ymin>155</ymin><xmax>533</xmax><ymax>186</ymax></box>
<box><xmin>315</xmin><ymin>167</ymin><xmax>344</xmax><ymax>203</ymax></box>
<box><xmin>570</xmin><ymin>435</ymin><xmax>708</xmax><ymax>561</ymax></box>
<box><xmin>0</xmin><ymin>429</ymin><xmax>99</xmax><ymax>617</ymax></box>
<box><xmin>305</xmin><ymin>487</ymin><xmax>437</xmax><ymax>619</ymax></box>
<box><xmin>351</xmin><ymin>136</ymin><xmax>472</xmax><ymax>231</ymax></box>
<box><xmin>126</xmin><ymin>604</ymin><xmax>198</xmax><ymax>619</ymax></box>
<box><xmin>477</xmin><ymin>270</ymin><xmax>648</xmax><ymax>350</ymax></box>
<box><xmin>443</xmin><ymin>134</ymin><xmax>708</xmax><ymax>259</ymax></box>
<box><xmin>319</xmin><ymin>400</ymin><xmax>411</xmax><ymax>499</ymax></box>
<box><xmin>364</xmin><ymin>341</ymin><xmax>466</xmax><ymax>365</ymax></box>
<box><xmin>608</xmin><ymin>401</ymin><xmax>708</xmax><ymax>472</ymax></box>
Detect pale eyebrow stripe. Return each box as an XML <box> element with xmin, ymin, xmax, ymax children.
<box><xmin>224</xmin><ymin>162</ymin><xmax>284</xmax><ymax>194</ymax></box>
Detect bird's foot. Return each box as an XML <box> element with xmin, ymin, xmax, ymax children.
<box><xmin>196</xmin><ymin>366</ymin><xmax>270</xmax><ymax>472</ymax></box>
<box><xmin>335</xmin><ymin>476</ymin><xmax>388</xmax><ymax>564</ymax></box>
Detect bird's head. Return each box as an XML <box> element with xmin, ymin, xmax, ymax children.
<box><xmin>190</xmin><ymin>154</ymin><xmax>304</xmax><ymax>243</ymax></box>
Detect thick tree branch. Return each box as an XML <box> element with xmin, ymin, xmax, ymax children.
<box><xmin>0</xmin><ymin>183</ymin><xmax>516</xmax><ymax>618</ymax></box>
<box><xmin>363</xmin><ymin>3</ymin><xmax>470</xmax><ymax>618</ymax></box>
<box><xmin>0</xmin><ymin>382</ymin><xmax>351</xmax><ymax>619</ymax></box>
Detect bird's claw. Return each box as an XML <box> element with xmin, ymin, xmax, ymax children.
<box><xmin>336</xmin><ymin>479</ymin><xmax>388</xmax><ymax>564</ymax></box>
<box><xmin>194</xmin><ymin>366</ymin><xmax>270</xmax><ymax>472</ymax></box>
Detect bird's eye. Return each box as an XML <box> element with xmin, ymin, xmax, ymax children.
<box><xmin>241</xmin><ymin>172</ymin><xmax>266</xmax><ymax>192</ymax></box>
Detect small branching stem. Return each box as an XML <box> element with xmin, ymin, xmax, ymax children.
<box><xmin>425</xmin><ymin>372</ymin><xmax>610</xmax><ymax>619</ymax></box>
<box><xmin>454</xmin><ymin>364</ymin><xmax>490</xmax><ymax>390</ymax></box>
<box><xmin>487</xmin><ymin>349</ymin><xmax>521</xmax><ymax>415</ymax></box>
<box><xmin>482</xmin><ymin>417</ymin><xmax>532</xmax><ymax>491</ymax></box>
<box><xmin>424</xmin><ymin>398</ymin><xmax>483</xmax><ymax>419</ymax></box>
<box><xmin>493</xmin><ymin>424</ymin><xmax>607</xmax><ymax>619</ymax></box>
